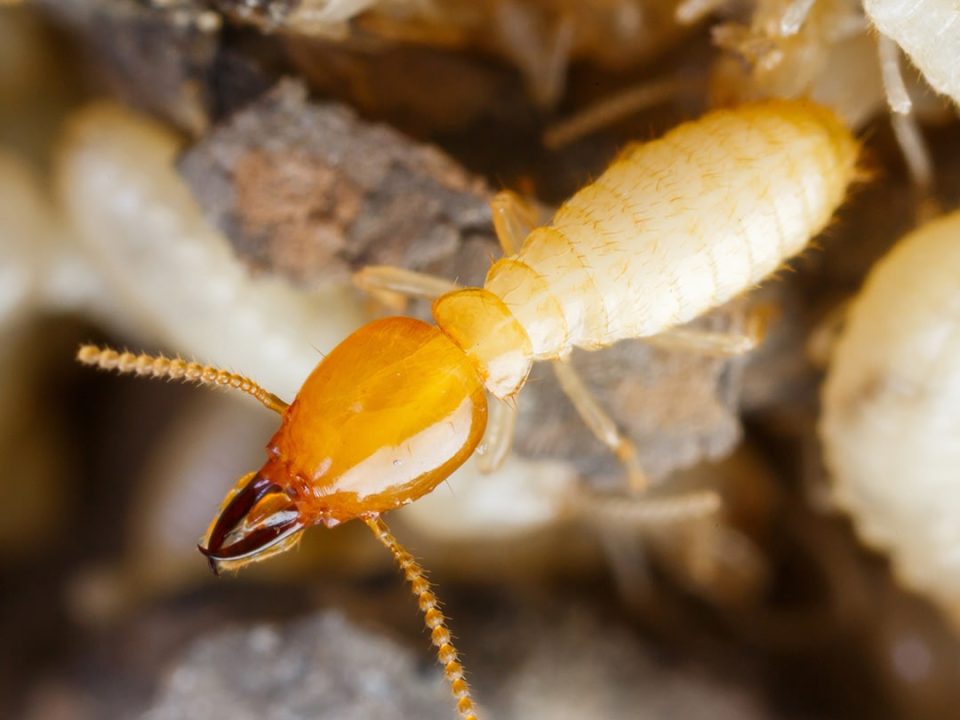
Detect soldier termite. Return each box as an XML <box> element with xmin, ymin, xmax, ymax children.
<box><xmin>820</xmin><ymin>209</ymin><xmax>960</xmax><ymax>629</ymax></box>
<box><xmin>78</xmin><ymin>99</ymin><xmax>859</xmax><ymax>719</ymax></box>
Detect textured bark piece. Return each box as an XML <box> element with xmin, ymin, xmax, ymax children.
<box><xmin>178</xmin><ymin>79</ymin><xmax>495</xmax><ymax>287</ymax></box>
<box><xmin>139</xmin><ymin>603</ymin><xmax>773</xmax><ymax>720</ymax></box>
<box><xmin>479</xmin><ymin>599</ymin><xmax>774</xmax><ymax>720</ymax></box>
<box><xmin>142</xmin><ymin>611</ymin><xmax>453</xmax><ymax>720</ymax></box>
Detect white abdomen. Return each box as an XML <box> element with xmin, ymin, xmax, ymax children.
<box><xmin>821</xmin><ymin>210</ymin><xmax>960</xmax><ymax>624</ymax></box>
<box><xmin>486</xmin><ymin>101</ymin><xmax>859</xmax><ymax>359</ymax></box>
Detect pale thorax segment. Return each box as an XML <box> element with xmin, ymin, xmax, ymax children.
<box><xmin>433</xmin><ymin>288</ymin><xmax>534</xmax><ymax>399</ymax></box>
<box><xmin>486</xmin><ymin>102</ymin><xmax>859</xmax><ymax>358</ymax></box>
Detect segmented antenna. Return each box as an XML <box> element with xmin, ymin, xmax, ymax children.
<box><xmin>76</xmin><ymin>345</ymin><xmax>288</xmax><ymax>414</ymax></box>
<box><xmin>364</xmin><ymin>516</ymin><xmax>479</xmax><ymax>720</ymax></box>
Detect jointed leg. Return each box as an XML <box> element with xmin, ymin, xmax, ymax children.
<box><xmin>353</xmin><ymin>265</ymin><xmax>458</xmax><ymax>300</ymax></box>
<box><xmin>475</xmin><ymin>396</ymin><xmax>518</xmax><ymax>474</ymax></box>
<box><xmin>490</xmin><ymin>190</ymin><xmax>541</xmax><ymax>255</ymax></box>
<box><xmin>877</xmin><ymin>33</ymin><xmax>912</xmax><ymax>115</ymax></box>
<box><xmin>551</xmin><ymin>356</ymin><xmax>648</xmax><ymax>491</ymax></box>
<box><xmin>543</xmin><ymin>76</ymin><xmax>698</xmax><ymax>149</ymax></box>
<box><xmin>581</xmin><ymin>489</ymin><xmax>722</xmax><ymax>606</ymax></box>
<box><xmin>876</xmin><ymin>34</ymin><xmax>936</xmax><ymax>216</ymax></box>
<box><xmin>76</xmin><ymin>345</ymin><xmax>288</xmax><ymax>414</ymax></box>
<box><xmin>647</xmin><ymin>304</ymin><xmax>773</xmax><ymax>357</ymax></box>
<box><xmin>355</xmin><ymin>187</ymin><xmax>545</xmax><ymax>296</ymax></box>
<box><xmin>493</xmin><ymin>3</ymin><xmax>574</xmax><ymax>108</ymax></box>
<box><xmin>890</xmin><ymin>112</ymin><xmax>937</xmax><ymax>219</ymax></box>
<box><xmin>365</xmin><ymin>516</ymin><xmax>479</xmax><ymax>720</ymax></box>
<box><xmin>582</xmin><ymin>489</ymin><xmax>721</xmax><ymax>528</ymax></box>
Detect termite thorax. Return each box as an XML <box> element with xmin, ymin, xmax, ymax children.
<box><xmin>433</xmin><ymin>287</ymin><xmax>533</xmax><ymax>398</ymax></box>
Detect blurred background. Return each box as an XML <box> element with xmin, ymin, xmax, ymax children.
<box><xmin>2</xmin><ymin>1</ymin><xmax>960</xmax><ymax>718</ymax></box>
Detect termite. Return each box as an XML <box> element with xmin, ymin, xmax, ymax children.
<box><xmin>78</xmin><ymin>99</ymin><xmax>859</xmax><ymax>719</ymax></box>
<box><xmin>820</xmin><ymin>209</ymin><xmax>960</xmax><ymax>629</ymax></box>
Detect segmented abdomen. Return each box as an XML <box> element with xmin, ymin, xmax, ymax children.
<box><xmin>485</xmin><ymin>101</ymin><xmax>859</xmax><ymax>359</ymax></box>
<box><xmin>865</xmin><ymin>0</ymin><xmax>960</xmax><ymax>105</ymax></box>
<box><xmin>820</xmin><ymin>210</ymin><xmax>960</xmax><ymax>626</ymax></box>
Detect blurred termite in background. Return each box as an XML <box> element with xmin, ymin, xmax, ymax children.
<box><xmin>549</xmin><ymin>0</ymin><xmax>955</xmax><ymax>215</ymax></box>
<box><xmin>79</xmin><ymin>99</ymin><xmax>860</xmax><ymax>719</ymax></box>
<box><xmin>207</xmin><ymin>0</ymin><xmax>689</xmax><ymax>108</ymax></box>
<box><xmin>820</xmin><ymin>208</ymin><xmax>960</xmax><ymax>630</ymax></box>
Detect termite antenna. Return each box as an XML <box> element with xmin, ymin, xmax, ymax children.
<box><xmin>76</xmin><ymin>344</ymin><xmax>288</xmax><ymax>414</ymax></box>
<box><xmin>364</xmin><ymin>515</ymin><xmax>480</xmax><ymax>720</ymax></box>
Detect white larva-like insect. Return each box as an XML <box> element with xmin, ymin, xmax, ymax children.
<box><xmin>864</xmin><ymin>0</ymin><xmax>960</xmax><ymax>107</ymax></box>
<box><xmin>56</xmin><ymin>102</ymin><xmax>367</xmax><ymax>400</ymax></box>
<box><xmin>820</xmin><ymin>209</ymin><xmax>960</xmax><ymax>626</ymax></box>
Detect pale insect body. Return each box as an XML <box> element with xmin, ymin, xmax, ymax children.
<box><xmin>438</xmin><ymin>100</ymin><xmax>860</xmax><ymax>398</ymax></box>
<box><xmin>57</xmin><ymin>103</ymin><xmax>367</xmax><ymax>400</ymax></box>
<box><xmin>820</xmin><ymin>209</ymin><xmax>960</xmax><ymax>625</ymax></box>
<box><xmin>864</xmin><ymin>0</ymin><xmax>960</xmax><ymax>107</ymax></box>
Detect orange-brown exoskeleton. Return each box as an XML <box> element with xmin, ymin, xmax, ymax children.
<box><xmin>78</xmin><ymin>99</ymin><xmax>860</xmax><ymax>720</ymax></box>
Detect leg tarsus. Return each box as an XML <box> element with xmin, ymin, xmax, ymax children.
<box><xmin>551</xmin><ymin>356</ymin><xmax>649</xmax><ymax>492</ymax></box>
<box><xmin>493</xmin><ymin>2</ymin><xmax>573</xmax><ymax>108</ymax></box>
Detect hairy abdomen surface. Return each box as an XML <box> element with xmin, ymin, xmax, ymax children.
<box><xmin>486</xmin><ymin>101</ymin><xmax>859</xmax><ymax>358</ymax></box>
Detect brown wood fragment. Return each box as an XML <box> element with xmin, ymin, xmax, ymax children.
<box><xmin>178</xmin><ymin>79</ymin><xmax>495</xmax><ymax>287</ymax></box>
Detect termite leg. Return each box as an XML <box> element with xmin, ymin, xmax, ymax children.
<box><xmin>543</xmin><ymin>76</ymin><xmax>699</xmax><ymax>149</ymax></box>
<box><xmin>475</xmin><ymin>395</ymin><xmax>518</xmax><ymax>474</ymax></box>
<box><xmin>551</xmin><ymin>356</ymin><xmax>649</xmax><ymax>492</ymax></box>
<box><xmin>582</xmin><ymin>489</ymin><xmax>722</xmax><ymax>603</ymax></box>
<box><xmin>490</xmin><ymin>190</ymin><xmax>542</xmax><ymax>255</ymax></box>
<box><xmin>353</xmin><ymin>265</ymin><xmax>458</xmax><ymax>312</ymax></box>
<box><xmin>493</xmin><ymin>2</ymin><xmax>574</xmax><ymax>108</ymax></box>
<box><xmin>877</xmin><ymin>34</ymin><xmax>912</xmax><ymax>115</ymax></box>
<box><xmin>876</xmin><ymin>34</ymin><xmax>937</xmax><ymax>217</ymax></box>
<box><xmin>584</xmin><ymin>488</ymin><xmax>722</xmax><ymax>528</ymax></box>
<box><xmin>646</xmin><ymin>304</ymin><xmax>774</xmax><ymax>357</ymax></box>
<box><xmin>364</xmin><ymin>515</ymin><xmax>480</xmax><ymax>720</ymax></box>
<box><xmin>353</xmin><ymin>265</ymin><xmax>458</xmax><ymax>300</ymax></box>
<box><xmin>76</xmin><ymin>345</ymin><xmax>288</xmax><ymax>414</ymax></box>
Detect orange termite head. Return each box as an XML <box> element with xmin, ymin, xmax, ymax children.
<box><xmin>200</xmin><ymin>316</ymin><xmax>489</xmax><ymax>571</ymax></box>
